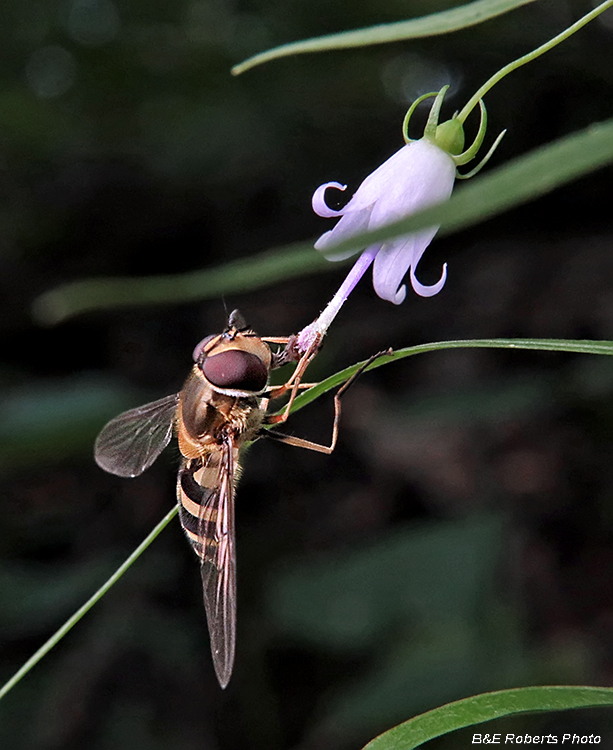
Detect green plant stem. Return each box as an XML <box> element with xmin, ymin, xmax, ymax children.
<box><xmin>0</xmin><ymin>504</ymin><xmax>178</xmax><ymax>701</ymax></box>
<box><xmin>457</xmin><ymin>0</ymin><xmax>613</xmax><ymax>123</ymax></box>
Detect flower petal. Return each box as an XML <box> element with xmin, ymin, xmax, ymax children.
<box><xmin>373</xmin><ymin>143</ymin><xmax>456</xmax><ymax>229</ymax></box>
<box><xmin>348</xmin><ymin>142</ymin><xmax>416</xmax><ymax>211</ymax></box>
<box><xmin>372</xmin><ymin>223</ymin><xmax>447</xmax><ymax>302</ymax></box>
<box><xmin>314</xmin><ymin>206</ymin><xmax>373</xmax><ymax>260</ymax></box>
<box><xmin>351</xmin><ymin>139</ymin><xmax>455</xmax><ymax>217</ymax></box>
<box><xmin>372</xmin><ymin>236</ymin><xmax>416</xmax><ymax>304</ymax></box>
<box><xmin>312</xmin><ymin>181</ymin><xmax>348</xmax><ymax>218</ymax></box>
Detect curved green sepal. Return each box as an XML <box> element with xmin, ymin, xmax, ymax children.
<box><xmin>424</xmin><ymin>85</ymin><xmax>449</xmax><ymax>139</ymax></box>
<box><xmin>456</xmin><ymin>128</ymin><xmax>507</xmax><ymax>179</ymax></box>
<box><xmin>402</xmin><ymin>91</ymin><xmax>439</xmax><ymax>143</ymax></box>
<box><xmin>454</xmin><ymin>99</ymin><xmax>487</xmax><ymax>165</ymax></box>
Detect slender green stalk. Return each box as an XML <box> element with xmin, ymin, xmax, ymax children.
<box><xmin>0</xmin><ymin>504</ymin><xmax>178</xmax><ymax>700</ymax></box>
<box><xmin>457</xmin><ymin>0</ymin><xmax>613</xmax><ymax>123</ymax></box>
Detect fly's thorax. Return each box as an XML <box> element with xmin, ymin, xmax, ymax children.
<box><xmin>179</xmin><ymin>368</ymin><xmax>220</xmax><ymax>440</ymax></box>
<box><xmin>177</xmin><ymin>368</ymin><xmax>266</xmax><ymax>460</ymax></box>
<box><xmin>234</xmin><ymin>400</ymin><xmax>266</xmax><ymax>447</ymax></box>
<box><xmin>195</xmin><ymin>330</ymin><xmax>272</xmax><ymax>397</ymax></box>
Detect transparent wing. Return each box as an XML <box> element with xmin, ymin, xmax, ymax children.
<box><xmin>94</xmin><ymin>393</ymin><xmax>179</xmax><ymax>478</ymax></box>
<box><xmin>200</xmin><ymin>437</ymin><xmax>237</xmax><ymax>689</ymax></box>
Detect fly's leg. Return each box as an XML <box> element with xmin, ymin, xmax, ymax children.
<box><xmin>264</xmin><ymin>348</ymin><xmax>393</xmax><ymax>453</ymax></box>
<box><xmin>259</xmin><ymin>382</ymin><xmax>315</xmax><ymax>414</ymax></box>
<box><xmin>264</xmin><ymin>334</ymin><xmax>323</xmax><ymax>425</ymax></box>
<box><xmin>261</xmin><ymin>335</ymin><xmax>290</xmax><ymax>370</ymax></box>
<box><xmin>262</xmin><ymin>334</ymin><xmax>319</xmax><ymax>372</ymax></box>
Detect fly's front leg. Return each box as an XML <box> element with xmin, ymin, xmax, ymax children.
<box><xmin>265</xmin><ymin>348</ymin><xmax>393</xmax><ymax>453</ymax></box>
<box><xmin>261</xmin><ymin>336</ymin><xmax>290</xmax><ymax>371</ymax></box>
<box><xmin>261</xmin><ymin>335</ymin><xmax>295</xmax><ymax>371</ymax></box>
<box><xmin>264</xmin><ymin>334</ymin><xmax>323</xmax><ymax>425</ymax></box>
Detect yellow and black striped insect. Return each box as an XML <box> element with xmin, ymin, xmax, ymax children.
<box><xmin>94</xmin><ymin>310</ymin><xmax>347</xmax><ymax>688</ymax></box>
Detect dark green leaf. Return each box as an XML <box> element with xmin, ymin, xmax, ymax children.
<box><xmin>232</xmin><ymin>0</ymin><xmax>537</xmax><ymax>75</ymax></box>
<box><xmin>363</xmin><ymin>686</ymin><xmax>613</xmax><ymax>749</ymax></box>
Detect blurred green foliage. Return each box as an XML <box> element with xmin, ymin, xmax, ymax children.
<box><xmin>268</xmin><ymin>515</ymin><xmax>522</xmax><ymax>739</ymax></box>
<box><xmin>0</xmin><ymin>0</ymin><xmax>613</xmax><ymax>748</ymax></box>
<box><xmin>0</xmin><ymin>375</ymin><xmax>139</xmax><ymax>471</ymax></box>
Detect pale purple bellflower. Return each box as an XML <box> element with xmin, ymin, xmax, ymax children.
<box><xmin>296</xmin><ymin>86</ymin><xmax>504</xmax><ymax>354</ymax></box>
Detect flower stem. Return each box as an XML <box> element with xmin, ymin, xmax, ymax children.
<box><xmin>457</xmin><ymin>0</ymin><xmax>613</xmax><ymax>124</ymax></box>
<box><xmin>0</xmin><ymin>505</ymin><xmax>179</xmax><ymax>701</ymax></box>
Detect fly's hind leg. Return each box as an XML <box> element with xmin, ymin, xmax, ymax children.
<box><xmin>264</xmin><ymin>348</ymin><xmax>393</xmax><ymax>454</ymax></box>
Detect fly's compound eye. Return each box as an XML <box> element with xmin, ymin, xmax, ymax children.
<box><xmin>201</xmin><ymin>350</ymin><xmax>268</xmax><ymax>393</ymax></box>
<box><xmin>193</xmin><ymin>335</ymin><xmax>217</xmax><ymax>363</ymax></box>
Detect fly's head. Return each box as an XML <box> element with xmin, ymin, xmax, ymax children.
<box><xmin>192</xmin><ymin>310</ymin><xmax>272</xmax><ymax>397</ymax></box>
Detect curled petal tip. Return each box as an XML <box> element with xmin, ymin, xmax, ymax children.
<box><xmin>312</xmin><ymin>181</ymin><xmax>348</xmax><ymax>218</ymax></box>
<box><xmin>410</xmin><ymin>262</ymin><xmax>447</xmax><ymax>297</ymax></box>
<box><xmin>392</xmin><ymin>284</ymin><xmax>407</xmax><ymax>305</ymax></box>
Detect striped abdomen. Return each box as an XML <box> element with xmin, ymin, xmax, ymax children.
<box><xmin>176</xmin><ymin>449</ymin><xmax>238</xmax><ymax>560</ymax></box>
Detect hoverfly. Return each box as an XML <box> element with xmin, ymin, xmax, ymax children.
<box><xmin>94</xmin><ymin>310</ymin><xmax>345</xmax><ymax>689</ymax></box>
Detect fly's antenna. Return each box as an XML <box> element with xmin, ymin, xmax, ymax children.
<box><xmin>227</xmin><ymin>309</ymin><xmax>248</xmax><ymax>331</ymax></box>
<box><xmin>220</xmin><ymin>296</ymin><xmax>230</xmax><ymax>324</ymax></box>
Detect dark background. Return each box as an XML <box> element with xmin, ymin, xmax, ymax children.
<box><xmin>1</xmin><ymin>0</ymin><xmax>613</xmax><ymax>747</ymax></box>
